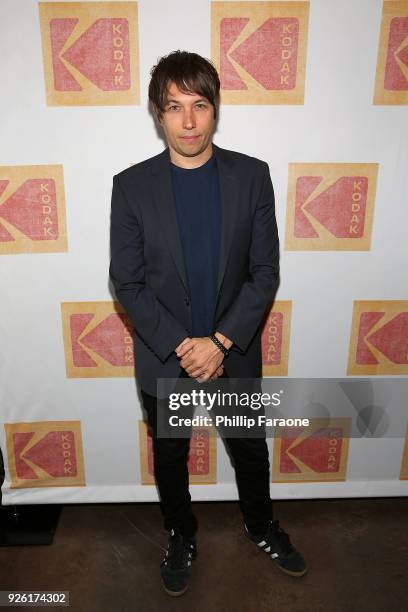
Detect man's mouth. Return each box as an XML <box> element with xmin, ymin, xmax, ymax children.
<box><xmin>180</xmin><ymin>135</ymin><xmax>200</xmax><ymax>141</ymax></box>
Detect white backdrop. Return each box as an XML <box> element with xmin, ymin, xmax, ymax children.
<box><xmin>1</xmin><ymin>0</ymin><xmax>407</xmax><ymax>505</ymax></box>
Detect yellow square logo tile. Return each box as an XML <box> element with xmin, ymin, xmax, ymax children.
<box><xmin>138</xmin><ymin>421</ymin><xmax>217</xmax><ymax>485</ymax></box>
<box><xmin>285</xmin><ymin>163</ymin><xmax>378</xmax><ymax>251</ymax></box>
<box><xmin>61</xmin><ymin>301</ymin><xmax>135</xmax><ymax>378</ymax></box>
<box><xmin>272</xmin><ymin>417</ymin><xmax>350</xmax><ymax>482</ymax></box>
<box><xmin>348</xmin><ymin>301</ymin><xmax>408</xmax><ymax>375</ymax></box>
<box><xmin>374</xmin><ymin>1</ymin><xmax>408</xmax><ymax>105</ymax></box>
<box><xmin>211</xmin><ymin>1</ymin><xmax>310</xmax><ymax>104</ymax></box>
<box><xmin>261</xmin><ymin>301</ymin><xmax>292</xmax><ymax>376</ymax></box>
<box><xmin>5</xmin><ymin>420</ymin><xmax>85</xmax><ymax>488</ymax></box>
<box><xmin>0</xmin><ymin>165</ymin><xmax>67</xmax><ymax>254</ymax></box>
<box><xmin>39</xmin><ymin>2</ymin><xmax>139</xmax><ymax>105</ymax></box>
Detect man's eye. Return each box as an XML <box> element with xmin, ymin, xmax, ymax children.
<box><xmin>168</xmin><ymin>105</ymin><xmax>179</xmax><ymax>111</ymax></box>
<box><xmin>196</xmin><ymin>103</ymin><xmax>206</xmax><ymax>109</ymax></box>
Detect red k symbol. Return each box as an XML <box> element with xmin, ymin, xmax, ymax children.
<box><xmin>70</xmin><ymin>312</ymin><xmax>134</xmax><ymax>368</ymax></box>
<box><xmin>13</xmin><ymin>430</ymin><xmax>78</xmax><ymax>480</ymax></box>
<box><xmin>0</xmin><ymin>178</ymin><xmax>58</xmax><ymax>241</ymax></box>
<box><xmin>384</xmin><ymin>17</ymin><xmax>408</xmax><ymax>91</ymax></box>
<box><xmin>220</xmin><ymin>17</ymin><xmax>299</xmax><ymax>90</ymax></box>
<box><xmin>356</xmin><ymin>311</ymin><xmax>408</xmax><ymax>365</ymax></box>
<box><xmin>294</xmin><ymin>176</ymin><xmax>368</xmax><ymax>239</ymax></box>
<box><xmin>50</xmin><ymin>17</ymin><xmax>130</xmax><ymax>91</ymax></box>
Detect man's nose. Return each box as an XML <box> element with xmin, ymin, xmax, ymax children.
<box><xmin>183</xmin><ymin>108</ymin><xmax>196</xmax><ymax>129</ymax></box>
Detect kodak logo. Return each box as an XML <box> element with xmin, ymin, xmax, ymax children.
<box><xmin>374</xmin><ymin>1</ymin><xmax>408</xmax><ymax>104</ymax></box>
<box><xmin>348</xmin><ymin>301</ymin><xmax>408</xmax><ymax>375</ymax></box>
<box><xmin>39</xmin><ymin>2</ymin><xmax>139</xmax><ymax>105</ymax></box>
<box><xmin>61</xmin><ymin>301</ymin><xmax>135</xmax><ymax>378</ymax></box>
<box><xmin>211</xmin><ymin>1</ymin><xmax>310</xmax><ymax>104</ymax></box>
<box><xmin>0</xmin><ymin>165</ymin><xmax>67</xmax><ymax>254</ymax></box>
<box><xmin>5</xmin><ymin>421</ymin><xmax>85</xmax><ymax>488</ymax></box>
<box><xmin>285</xmin><ymin>163</ymin><xmax>378</xmax><ymax>250</ymax></box>
<box><xmin>272</xmin><ymin>418</ymin><xmax>350</xmax><ymax>482</ymax></box>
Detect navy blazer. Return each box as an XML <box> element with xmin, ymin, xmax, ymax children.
<box><xmin>109</xmin><ymin>143</ymin><xmax>280</xmax><ymax>396</ymax></box>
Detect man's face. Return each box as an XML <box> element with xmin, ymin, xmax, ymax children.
<box><xmin>158</xmin><ymin>81</ymin><xmax>216</xmax><ymax>160</ymax></box>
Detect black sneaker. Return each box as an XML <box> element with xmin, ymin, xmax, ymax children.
<box><xmin>245</xmin><ymin>519</ymin><xmax>307</xmax><ymax>577</ymax></box>
<box><xmin>160</xmin><ymin>528</ymin><xmax>197</xmax><ymax>596</ymax></box>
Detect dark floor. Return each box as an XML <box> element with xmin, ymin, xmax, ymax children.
<box><xmin>0</xmin><ymin>498</ymin><xmax>407</xmax><ymax>612</ymax></box>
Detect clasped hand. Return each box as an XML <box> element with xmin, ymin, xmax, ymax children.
<box><xmin>176</xmin><ymin>337</ymin><xmax>224</xmax><ymax>383</ymax></box>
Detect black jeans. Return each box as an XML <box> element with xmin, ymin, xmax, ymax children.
<box><xmin>140</xmin><ymin>372</ymin><xmax>274</xmax><ymax>538</ymax></box>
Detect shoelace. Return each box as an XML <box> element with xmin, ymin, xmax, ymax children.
<box><xmin>162</xmin><ymin>530</ymin><xmax>194</xmax><ymax>569</ymax></box>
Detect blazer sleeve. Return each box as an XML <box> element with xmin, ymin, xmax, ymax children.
<box><xmin>109</xmin><ymin>174</ymin><xmax>189</xmax><ymax>363</ymax></box>
<box><xmin>216</xmin><ymin>161</ymin><xmax>280</xmax><ymax>353</ymax></box>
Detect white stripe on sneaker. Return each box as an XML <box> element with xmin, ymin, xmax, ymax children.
<box><xmin>271</xmin><ymin>553</ymin><xmax>279</xmax><ymax>559</ymax></box>
<box><xmin>257</xmin><ymin>540</ymin><xmax>267</xmax><ymax>547</ymax></box>
<box><xmin>264</xmin><ymin>546</ymin><xmax>271</xmax><ymax>552</ymax></box>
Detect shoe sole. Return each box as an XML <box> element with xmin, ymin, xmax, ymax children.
<box><xmin>272</xmin><ymin>562</ymin><xmax>308</xmax><ymax>578</ymax></box>
<box><xmin>161</xmin><ymin>579</ymin><xmax>188</xmax><ymax>597</ymax></box>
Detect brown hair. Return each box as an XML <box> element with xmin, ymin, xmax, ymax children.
<box><xmin>148</xmin><ymin>50</ymin><xmax>220</xmax><ymax>120</ymax></box>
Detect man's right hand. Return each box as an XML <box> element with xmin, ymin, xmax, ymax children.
<box><xmin>175</xmin><ymin>338</ymin><xmax>224</xmax><ymax>380</ymax></box>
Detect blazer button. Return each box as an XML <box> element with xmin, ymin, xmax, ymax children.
<box><xmin>185</xmin><ymin>297</ymin><xmax>190</xmax><ymax>306</ymax></box>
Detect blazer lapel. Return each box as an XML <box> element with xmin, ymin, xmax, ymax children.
<box><xmin>150</xmin><ymin>144</ymin><xmax>239</xmax><ymax>299</ymax></box>
<box><xmin>150</xmin><ymin>148</ymin><xmax>190</xmax><ymax>295</ymax></box>
<box><xmin>213</xmin><ymin>143</ymin><xmax>239</xmax><ymax>295</ymax></box>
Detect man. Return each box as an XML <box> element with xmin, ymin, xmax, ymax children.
<box><xmin>109</xmin><ymin>50</ymin><xmax>307</xmax><ymax>596</ymax></box>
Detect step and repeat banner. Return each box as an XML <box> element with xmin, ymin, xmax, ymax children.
<box><xmin>1</xmin><ymin>0</ymin><xmax>407</xmax><ymax>504</ymax></box>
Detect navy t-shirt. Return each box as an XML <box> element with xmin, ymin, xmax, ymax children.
<box><xmin>170</xmin><ymin>153</ymin><xmax>221</xmax><ymax>337</ymax></box>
